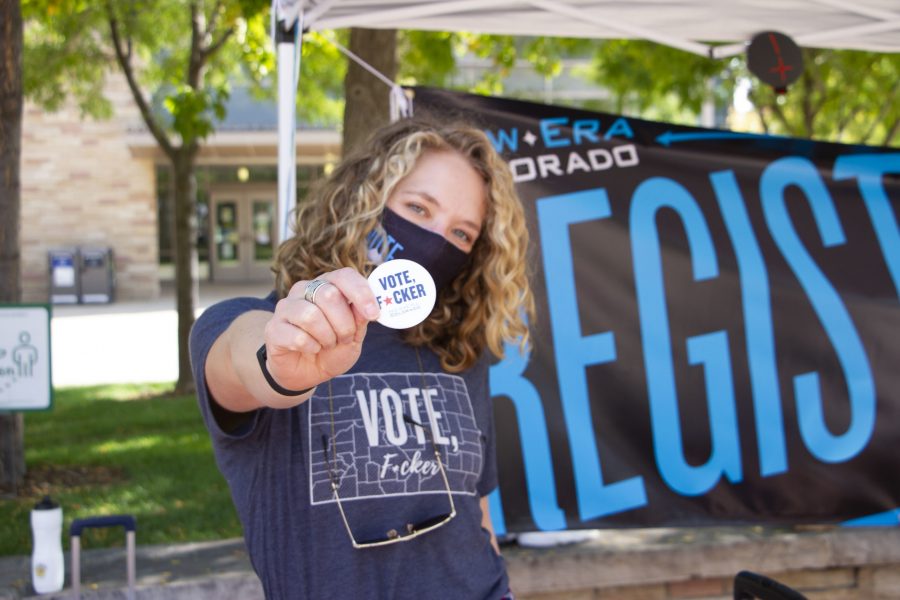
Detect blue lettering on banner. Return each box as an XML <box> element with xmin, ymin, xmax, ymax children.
<box><xmin>604</xmin><ymin>117</ymin><xmax>635</xmax><ymax>140</ymax></box>
<box><xmin>572</xmin><ymin>120</ymin><xmax>600</xmax><ymax>144</ymax></box>
<box><xmin>489</xmin><ymin>341</ymin><xmax>566</xmax><ymax>532</ymax></box>
<box><xmin>843</xmin><ymin>508</ymin><xmax>900</xmax><ymax>527</ymax></box>
<box><xmin>833</xmin><ymin>153</ymin><xmax>900</xmax><ymax>300</ymax></box>
<box><xmin>488</xmin><ymin>488</ymin><xmax>507</xmax><ymax>536</ymax></box>
<box><xmin>710</xmin><ymin>170</ymin><xmax>788</xmax><ymax>476</ymax></box>
<box><xmin>539</xmin><ymin>117</ymin><xmax>635</xmax><ymax>149</ymax></box>
<box><xmin>537</xmin><ymin>189</ymin><xmax>648</xmax><ymax>520</ymax></box>
<box><xmin>760</xmin><ymin>157</ymin><xmax>875</xmax><ymax>463</ymax></box>
<box><xmin>498</xmin><ymin>153</ymin><xmax>889</xmax><ymax>519</ymax></box>
<box><xmin>540</xmin><ymin>117</ymin><xmax>571</xmax><ymax>148</ymax></box>
<box><xmin>485</xmin><ymin>127</ymin><xmax>519</xmax><ymax>154</ymax></box>
<box><xmin>630</xmin><ymin>178</ymin><xmax>742</xmax><ymax>496</ymax></box>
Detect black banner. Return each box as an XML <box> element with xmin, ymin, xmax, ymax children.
<box><xmin>414</xmin><ymin>87</ymin><xmax>900</xmax><ymax>533</ymax></box>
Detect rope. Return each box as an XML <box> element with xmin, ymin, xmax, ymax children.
<box><xmin>326</xmin><ymin>35</ymin><xmax>414</xmax><ymax>121</ymax></box>
<box><xmin>270</xmin><ymin>3</ymin><xmax>413</xmax><ymax>122</ymax></box>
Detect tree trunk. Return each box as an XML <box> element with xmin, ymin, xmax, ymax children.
<box><xmin>172</xmin><ymin>150</ymin><xmax>199</xmax><ymax>394</ymax></box>
<box><xmin>342</xmin><ymin>28</ymin><xmax>397</xmax><ymax>157</ymax></box>
<box><xmin>0</xmin><ymin>414</ymin><xmax>24</xmax><ymax>494</ymax></box>
<box><xmin>0</xmin><ymin>0</ymin><xmax>25</xmax><ymax>492</ymax></box>
<box><xmin>0</xmin><ymin>0</ymin><xmax>22</xmax><ymax>301</ymax></box>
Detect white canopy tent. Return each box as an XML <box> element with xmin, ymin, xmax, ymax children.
<box><xmin>300</xmin><ymin>0</ymin><xmax>900</xmax><ymax>57</ymax></box>
<box><xmin>272</xmin><ymin>0</ymin><xmax>900</xmax><ymax>240</ymax></box>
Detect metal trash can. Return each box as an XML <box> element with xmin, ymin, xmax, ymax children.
<box><xmin>79</xmin><ymin>247</ymin><xmax>115</xmax><ymax>304</ymax></box>
<box><xmin>48</xmin><ymin>248</ymin><xmax>80</xmax><ymax>304</ymax></box>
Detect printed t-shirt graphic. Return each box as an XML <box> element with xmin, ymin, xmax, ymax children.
<box><xmin>309</xmin><ymin>371</ymin><xmax>483</xmax><ymax>504</ymax></box>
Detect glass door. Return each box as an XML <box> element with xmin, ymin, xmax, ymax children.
<box><xmin>210</xmin><ymin>186</ymin><xmax>276</xmax><ymax>283</ymax></box>
<box><xmin>250</xmin><ymin>198</ymin><xmax>276</xmax><ymax>279</ymax></box>
<box><xmin>214</xmin><ymin>200</ymin><xmax>241</xmax><ymax>271</ymax></box>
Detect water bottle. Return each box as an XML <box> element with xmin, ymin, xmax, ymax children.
<box><xmin>31</xmin><ymin>495</ymin><xmax>64</xmax><ymax>594</ymax></box>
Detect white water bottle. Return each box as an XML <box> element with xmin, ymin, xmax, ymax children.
<box><xmin>31</xmin><ymin>495</ymin><xmax>64</xmax><ymax>594</ymax></box>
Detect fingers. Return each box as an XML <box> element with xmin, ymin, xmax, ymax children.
<box><xmin>265</xmin><ymin>311</ymin><xmax>322</xmax><ymax>355</ymax></box>
<box><xmin>276</xmin><ymin>268</ymin><xmax>379</xmax><ymax>352</ymax></box>
<box><xmin>318</xmin><ymin>268</ymin><xmax>381</xmax><ymax>322</ymax></box>
<box><xmin>260</xmin><ymin>268</ymin><xmax>379</xmax><ymax>389</ymax></box>
<box><xmin>302</xmin><ymin>279</ymin><xmax>359</xmax><ymax>345</ymax></box>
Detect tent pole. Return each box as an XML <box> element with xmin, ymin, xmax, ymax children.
<box><xmin>276</xmin><ymin>20</ymin><xmax>300</xmax><ymax>245</ymax></box>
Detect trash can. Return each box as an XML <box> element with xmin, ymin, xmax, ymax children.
<box><xmin>48</xmin><ymin>248</ymin><xmax>80</xmax><ymax>304</ymax></box>
<box><xmin>78</xmin><ymin>247</ymin><xmax>115</xmax><ymax>304</ymax></box>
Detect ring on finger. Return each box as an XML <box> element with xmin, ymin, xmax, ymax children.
<box><xmin>304</xmin><ymin>278</ymin><xmax>330</xmax><ymax>305</ymax></box>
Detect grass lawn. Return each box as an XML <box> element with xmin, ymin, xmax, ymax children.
<box><xmin>0</xmin><ymin>383</ymin><xmax>242</xmax><ymax>557</ymax></box>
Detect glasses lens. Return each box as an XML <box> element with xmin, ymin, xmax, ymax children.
<box><xmin>411</xmin><ymin>512</ymin><xmax>452</xmax><ymax>530</ymax></box>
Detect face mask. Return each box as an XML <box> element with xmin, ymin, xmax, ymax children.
<box><xmin>367</xmin><ymin>208</ymin><xmax>471</xmax><ymax>294</ymax></box>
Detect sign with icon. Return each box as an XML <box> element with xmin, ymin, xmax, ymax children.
<box><xmin>0</xmin><ymin>305</ymin><xmax>52</xmax><ymax>411</ymax></box>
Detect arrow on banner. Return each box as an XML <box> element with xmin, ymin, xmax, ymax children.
<box><xmin>655</xmin><ymin>130</ymin><xmax>776</xmax><ymax>147</ymax></box>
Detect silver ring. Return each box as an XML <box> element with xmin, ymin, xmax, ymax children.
<box><xmin>304</xmin><ymin>278</ymin><xmax>330</xmax><ymax>304</ymax></box>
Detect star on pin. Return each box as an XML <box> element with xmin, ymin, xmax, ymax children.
<box><xmin>523</xmin><ymin>130</ymin><xmax>537</xmax><ymax>146</ymax></box>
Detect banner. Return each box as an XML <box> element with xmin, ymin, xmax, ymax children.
<box><xmin>413</xmin><ymin>87</ymin><xmax>900</xmax><ymax>532</ymax></box>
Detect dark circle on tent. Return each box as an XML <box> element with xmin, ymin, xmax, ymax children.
<box><xmin>747</xmin><ymin>31</ymin><xmax>804</xmax><ymax>92</ymax></box>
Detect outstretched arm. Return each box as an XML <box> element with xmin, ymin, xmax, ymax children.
<box><xmin>205</xmin><ymin>268</ymin><xmax>381</xmax><ymax>412</ymax></box>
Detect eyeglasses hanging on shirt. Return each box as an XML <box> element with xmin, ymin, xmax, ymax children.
<box><xmin>321</xmin><ymin>348</ymin><xmax>457</xmax><ymax>549</ymax></box>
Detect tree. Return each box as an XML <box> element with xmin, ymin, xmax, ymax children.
<box><xmin>342</xmin><ymin>28</ymin><xmax>397</xmax><ymax>156</ymax></box>
<box><xmin>0</xmin><ymin>0</ymin><xmax>25</xmax><ymax>491</ymax></box>
<box><xmin>745</xmin><ymin>48</ymin><xmax>899</xmax><ymax>146</ymax></box>
<box><xmin>580</xmin><ymin>40</ymin><xmax>899</xmax><ymax>147</ymax></box>
<box><xmin>24</xmin><ymin>0</ymin><xmax>271</xmax><ymax>393</ymax></box>
<box><xmin>583</xmin><ymin>39</ymin><xmax>734</xmax><ymax>123</ymax></box>
<box><xmin>340</xmin><ymin>31</ymin><xmax>593</xmax><ymax>145</ymax></box>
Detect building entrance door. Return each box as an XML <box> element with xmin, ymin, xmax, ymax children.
<box><xmin>210</xmin><ymin>186</ymin><xmax>276</xmax><ymax>283</ymax></box>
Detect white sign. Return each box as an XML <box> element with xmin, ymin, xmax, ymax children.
<box><xmin>0</xmin><ymin>306</ymin><xmax>52</xmax><ymax>411</ymax></box>
<box><xmin>368</xmin><ymin>259</ymin><xmax>436</xmax><ymax>329</ymax></box>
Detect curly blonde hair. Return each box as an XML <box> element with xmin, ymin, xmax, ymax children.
<box><xmin>273</xmin><ymin>118</ymin><xmax>534</xmax><ymax>372</ymax></box>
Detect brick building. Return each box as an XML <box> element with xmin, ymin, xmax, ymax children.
<box><xmin>20</xmin><ymin>73</ymin><xmax>339</xmax><ymax>303</ymax></box>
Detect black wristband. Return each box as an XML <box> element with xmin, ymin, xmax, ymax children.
<box><xmin>256</xmin><ymin>345</ymin><xmax>315</xmax><ymax>397</ymax></box>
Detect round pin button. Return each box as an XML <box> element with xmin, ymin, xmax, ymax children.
<box><xmin>367</xmin><ymin>259</ymin><xmax>436</xmax><ymax>329</ymax></box>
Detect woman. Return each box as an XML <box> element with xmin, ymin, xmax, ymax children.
<box><xmin>190</xmin><ymin>117</ymin><xmax>534</xmax><ymax>599</ymax></box>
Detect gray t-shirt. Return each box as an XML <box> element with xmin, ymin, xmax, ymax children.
<box><xmin>189</xmin><ymin>294</ymin><xmax>509</xmax><ymax>599</ymax></box>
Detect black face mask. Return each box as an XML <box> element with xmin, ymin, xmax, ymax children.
<box><xmin>367</xmin><ymin>208</ymin><xmax>471</xmax><ymax>294</ymax></box>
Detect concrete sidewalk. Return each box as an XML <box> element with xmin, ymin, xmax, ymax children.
<box><xmin>50</xmin><ymin>282</ymin><xmax>270</xmax><ymax>387</ymax></box>
<box><xmin>0</xmin><ymin>538</ymin><xmax>262</xmax><ymax>600</ymax></box>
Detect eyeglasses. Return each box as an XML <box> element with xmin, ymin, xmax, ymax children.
<box><xmin>322</xmin><ymin>387</ymin><xmax>457</xmax><ymax>549</ymax></box>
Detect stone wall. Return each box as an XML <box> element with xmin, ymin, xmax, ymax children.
<box><xmin>506</xmin><ymin>527</ymin><xmax>900</xmax><ymax>599</ymax></box>
<box><xmin>20</xmin><ymin>72</ymin><xmax>159</xmax><ymax>303</ymax></box>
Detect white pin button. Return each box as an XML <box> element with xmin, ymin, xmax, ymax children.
<box><xmin>368</xmin><ymin>259</ymin><xmax>436</xmax><ymax>329</ymax></box>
